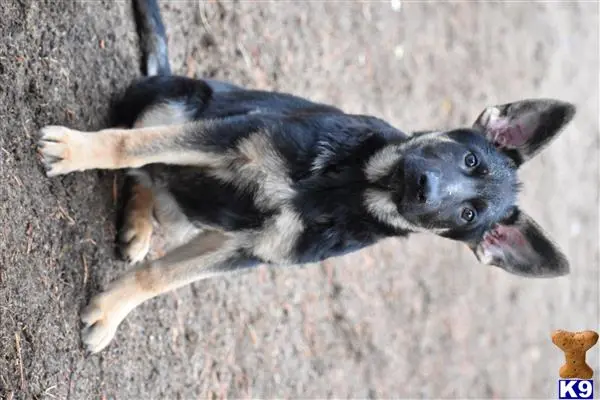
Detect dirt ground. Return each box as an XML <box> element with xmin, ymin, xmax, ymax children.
<box><xmin>0</xmin><ymin>1</ymin><xmax>598</xmax><ymax>399</ymax></box>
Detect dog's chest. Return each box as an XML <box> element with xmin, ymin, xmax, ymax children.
<box><xmin>158</xmin><ymin>127</ymin><xmax>399</xmax><ymax>262</ymax></box>
<box><xmin>245</xmin><ymin>179</ymin><xmax>392</xmax><ymax>263</ymax></box>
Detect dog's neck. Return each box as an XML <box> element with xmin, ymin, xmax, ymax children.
<box><xmin>361</xmin><ymin>143</ymin><xmax>422</xmax><ymax>233</ymax></box>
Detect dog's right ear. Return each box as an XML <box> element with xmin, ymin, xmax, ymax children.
<box><xmin>469</xmin><ymin>207</ymin><xmax>569</xmax><ymax>278</ymax></box>
<box><xmin>473</xmin><ymin>99</ymin><xmax>575</xmax><ymax>166</ymax></box>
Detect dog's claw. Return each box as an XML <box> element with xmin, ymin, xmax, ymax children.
<box><xmin>37</xmin><ymin>125</ymin><xmax>83</xmax><ymax>176</ymax></box>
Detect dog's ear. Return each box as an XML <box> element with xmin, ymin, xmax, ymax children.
<box><xmin>470</xmin><ymin>208</ymin><xmax>569</xmax><ymax>277</ymax></box>
<box><xmin>473</xmin><ymin>99</ymin><xmax>575</xmax><ymax>166</ymax></box>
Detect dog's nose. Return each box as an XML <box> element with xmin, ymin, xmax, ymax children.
<box><xmin>417</xmin><ymin>171</ymin><xmax>440</xmax><ymax>204</ymax></box>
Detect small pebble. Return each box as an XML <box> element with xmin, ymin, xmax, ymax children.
<box><xmin>529</xmin><ymin>346</ymin><xmax>541</xmax><ymax>361</ymax></box>
<box><xmin>394</xmin><ymin>45</ymin><xmax>404</xmax><ymax>59</ymax></box>
<box><xmin>570</xmin><ymin>221</ymin><xmax>581</xmax><ymax>236</ymax></box>
<box><xmin>358</xmin><ymin>54</ymin><xmax>366</xmax><ymax>65</ymax></box>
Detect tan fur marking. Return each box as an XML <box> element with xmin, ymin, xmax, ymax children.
<box><xmin>252</xmin><ymin>208</ymin><xmax>304</xmax><ymax>264</ymax></box>
<box><xmin>134</xmin><ymin>232</ymin><xmax>225</xmax><ymax>293</ymax></box>
<box><xmin>208</xmin><ymin>131</ymin><xmax>295</xmax><ymax>210</ymax></box>
<box><xmin>120</xmin><ymin>183</ymin><xmax>155</xmax><ymax>264</ymax></box>
<box><xmin>118</xmin><ymin>124</ymin><xmax>199</xmax><ymax>167</ymax></box>
<box><xmin>364</xmin><ymin>145</ymin><xmax>402</xmax><ymax>182</ymax></box>
<box><xmin>364</xmin><ymin>189</ymin><xmax>415</xmax><ymax>231</ymax></box>
<box><xmin>364</xmin><ymin>189</ymin><xmax>449</xmax><ymax>234</ymax></box>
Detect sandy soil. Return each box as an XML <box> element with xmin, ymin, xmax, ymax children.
<box><xmin>0</xmin><ymin>1</ymin><xmax>598</xmax><ymax>399</ymax></box>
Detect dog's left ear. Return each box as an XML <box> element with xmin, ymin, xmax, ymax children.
<box><xmin>473</xmin><ymin>99</ymin><xmax>575</xmax><ymax>166</ymax></box>
<box><xmin>470</xmin><ymin>208</ymin><xmax>569</xmax><ymax>277</ymax></box>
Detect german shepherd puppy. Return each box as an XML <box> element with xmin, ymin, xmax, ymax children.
<box><xmin>37</xmin><ymin>0</ymin><xmax>575</xmax><ymax>353</ymax></box>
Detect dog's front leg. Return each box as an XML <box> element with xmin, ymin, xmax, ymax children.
<box><xmin>81</xmin><ymin>230</ymin><xmax>255</xmax><ymax>353</ymax></box>
<box><xmin>37</xmin><ymin>121</ymin><xmax>228</xmax><ymax>176</ymax></box>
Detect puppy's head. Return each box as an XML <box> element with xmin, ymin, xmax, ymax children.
<box><xmin>376</xmin><ymin>99</ymin><xmax>575</xmax><ymax>277</ymax></box>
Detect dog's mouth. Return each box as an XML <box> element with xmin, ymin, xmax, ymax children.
<box><xmin>376</xmin><ymin>162</ymin><xmax>431</xmax><ymax>208</ymax></box>
<box><xmin>401</xmin><ymin>175</ymin><xmax>425</xmax><ymax>206</ymax></box>
<box><xmin>391</xmin><ymin>164</ymin><xmax>426</xmax><ymax>209</ymax></box>
<box><xmin>394</xmin><ymin>165</ymin><xmax>428</xmax><ymax>204</ymax></box>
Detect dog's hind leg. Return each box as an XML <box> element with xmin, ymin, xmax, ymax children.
<box><xmin>80</xmin><ymin>230</ymin><xmax>257</xmax><ymax>353</ymax></box>
<box><xmin>117</xmin><ymin>101</ymin><xmax>195</xmax><ymax>264</ymax></box>
<box><xmin>119</xmin><ymin>174</ymin><xmax>155</xmax><ymax>264</ymax></box>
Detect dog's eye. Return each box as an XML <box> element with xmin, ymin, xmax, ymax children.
<box><xmin>464</xmin><ymin>153</ymin><xmax>478</xmax><ymax>168</ymax></box>
<box><xmin>461</xmin><ymin>207</ymin><xmax>476</xmax><ymax>222</ymax></box>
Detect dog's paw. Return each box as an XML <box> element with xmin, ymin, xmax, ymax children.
<box><xmin>81</xmin><ymin>275</ymin><xmax>144</xmax><ymax>353</ymax></box>
<box><xmin>81</xmin><ymin>293</ymin><xmax>121</xmax><ymax>354</ymax></box>
<box><xmin>119</xmin><ymin>218</ymin><xmax>153</xmax><ymax>264</ymax></box>
<box><xmin>38</xmin><ymin>126</ymin><xmax>85</xmax><ymax>176</ymax></box>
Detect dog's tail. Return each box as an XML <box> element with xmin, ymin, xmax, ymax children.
<box><xmin>132</xmin><ymin>0</ymin><xmax>171</xmax><ymax>76</ymax></box>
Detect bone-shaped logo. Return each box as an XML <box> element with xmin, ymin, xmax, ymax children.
<box><xmin>552</xmin><ymin>330</ymin><xmax>599</xmax><ymax>379</ymax></box>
